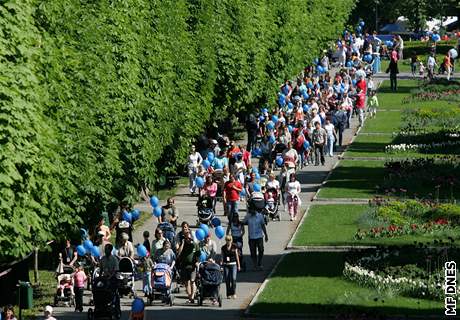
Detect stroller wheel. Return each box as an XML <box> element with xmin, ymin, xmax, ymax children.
<box><xmin>169</xmin><ymin>295</ymin><xmax>174</xmax><ymax>306</ymax></box>
<box><xmin>87</xmin><ymin>308</ymin><xmax>93</xmax><ymax>320</ymax></box>
<box><xmin>218</xmin><ymin>295</ymin><xmax>222</xmax><ymax>307</ymax></box>
<box><xmin>198</xmin><ymin>293</ymin><xmax>203</xmax><ymax>306</ymax></box>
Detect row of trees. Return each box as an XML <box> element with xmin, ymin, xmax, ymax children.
<box><xmin>0</xmin><ymin>0</ymin><xmax>354</xmax><ymax>258</ymax></box>
<box><xmin>349</xmin><ymin>0</ymin><xmax>460</xmax><ymax>33</ymax></box>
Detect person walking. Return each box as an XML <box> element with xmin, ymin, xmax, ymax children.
<box><xmin>324</xmin><ymin>118</ymin><xmax>336</xmax><ymax>157</ymax></box>
<box><xmin>312</xmin><ymin>121</ymin><xmax>326</xmax><ymax>166</ymax></box>
<box><xmin>246</xmin><ymin>114</ymin><xmax>258</xmax><ymax>152</ymax></box>
<box><xmin>285</xmin><ymin>173</ymin><xmax>301</xmax><ymax>221</ymax></box>
<box><xmin>355</xmin><ymin>87</ymin><xmax>366</xmax><ymax>127</ymax></box>
<box><xmin>160</xmin><ymin>197</ymin><xmax>179</xmax><ymax>228</ymax></box>
<box><xmin>444</xmin><ymin>52</ymin><xmax>452</xmax><ymax>81</ymax></box>
<box><xmin>386</xmin><ymin>50</ymin><xmax>399</xmax><ymax>92</ymax></box>
<box><xmin>177</xmin><ymin>232</ymin><xmax>200</xmax><ymax>303</ymax></box>
<box><xmin>188</xmin><ymin>145</ymin><xmax>203</xmax><ymax>195</ymax></box>
<box><xmin>243</xmin><ymin>208</ymin><xmax>268</xmax><ymax>271</ymax></box>
<box><xmin>427</xmin><ymin>53</ymin><xmax>437</xmax><ymax>81</ymax></box>
<box><xmin>73</xmin><ymin>264</ymin><xmax>87</xmax><ymax>312</ymax></box>
<box><xmin>333</xmin><ymin>106</ymin><xmax>348</xmax><ymax>147</ymax></box>
<box><xmin>221</xmin><ymin>235</ymin><xmax>241</xmax><ymax>299</ymax></box>
<box><xmin>367</xmin><ymin>90</ymin><xmax>379</xmax><ymax>118</ymax></box>
<box><xmin>223</xmin><ymin>174</ymin><xmax>243</xmax><ymax>221</ymax></box>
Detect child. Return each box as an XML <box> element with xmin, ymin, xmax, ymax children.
<box><xmin>410</xmin><ymin>51</ymin><xmax>418</xmax><ymax>78</ymax></box>
<box><xmin>73</xmin><ymin>264</ymin><xmax>87</xmax><ymax>312</ymax></box>
<box><xmin>367</xmin><ymin>90</ymin><xmax>379</xmax><ymax>118</ymax></box>
<box><xmin>419</xmin><ymin>61</ymin><xmax>426</xmax><ymax>79</ymax></box>
<box><xmin>366</xmin><ymin>76</ymin><xmax>375</xmax><ymax>96</ymax></box>
<box><xmin>141</xmin><ymin>255</ymin><xmax>154</xmax><ymax>297</ymax></box>
<box><xmin>142</xmin><ymin>231</ymin><xmax>151</xmax><ymax>255</ymax></box>
<box><xmin>57</xmin><ymin>274</ymin><xmax>74</xmax><ymax>298</ymax></box>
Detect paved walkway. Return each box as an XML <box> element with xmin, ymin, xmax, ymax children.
<box><xmin>52</xmin><ymin>81</ymin><xmax>378</xmax><ymax>320</ymax></box>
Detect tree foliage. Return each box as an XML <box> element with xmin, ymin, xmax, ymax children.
<box><xmin>0</xmin><ymin>0</ymin><xmax>353</xmax><ymax>258</ymax></box>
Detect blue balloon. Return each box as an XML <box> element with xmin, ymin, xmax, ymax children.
<box><xmin>266</xmin><ymin>122</ymin><xmax>275</xmax><ymax>130</ymax></box>
<box><xmin>255</xmin><ymin>173</ymin><xmax>260</xmax><ymax>180</ymax></box>
<box><xmin>269</xmin><ymin>135</ymin><xmax>276</xmax><ymax>144</ymax></box>
<box><xmin>83</xmin><ymin>239</ymin><xmax>93</xmax><ymax>251</ymax></box>
<box><xmin>302</xmin><ymin>91</ymin><xmax>309</xmax><ymax>100</ymax></box>
<box><xmin>282</xmin><ymin>85</ymin><xmax>289</xmax><ymax>96</ymax></box>
<box><xmin>240</xmin><ymin>189</ymin><xmax>247</xmax><ymax>197</ymax></box>
<box><xmin>252</xmin><ymin>167</ymin><xmax>259</xmax><ymax>173</ymax></box>
<box><xmin>317</xmin><ymin>65</ymin><xmax>325</xmax><ymax>74</ymax></box>
<box><xmin>287</xmin><ymin>102</ymin><xmax>294</xmax><ymax>109</ymax></box>
<box><xmin>276</xmin><ymin>157</ymin><xmax>284</xmax><ymax>166</ymax></box>
<box><xmin>262</xmin><ymin>108</ymin><xmax>268</xmax><ymax>113</ymax></box>
<box><xmin>153</xmin><ymin>206</ymin><xmax>162</xmax><ymax>217</ymax></box>
<box><xmin>346</xmin><ymin>61</ymin><xmax>353</xmax><ymax>67</ymax></box>
<box><xmin>253</xmin><ymin>183</ymin><xmax>261</xmax><ymax>192</ymax></box>
<box><xmin>303</xmin><ymin>140</ymin><xmax>310</xmax><ymax>149</ymax></box>
<box><xmin>77</xmin><ymin>245</ymin><xmax>86</xmax><ymax>256</ymax></box>
<box><xmin>252</xmin><ymin>148</ymin><xmax>262</xmax><ymax>157</ymax></box>
<box><xmin>303</xmin><ymin>105</ymin><xmax>309</xmax><ymax>112</ymax></box>
<box><xmin>259</xmin><ymin>115</ymin><xmax>265</xmax><ymax>122</ymax></box>
<box><xmin>122</xmin><ymin>211</ymin><xmax>132</xmax><ymax>223</ymax></box>
<box><xmin>207</xmin><ymin>152</ymin><xmax>215</xmax><ymax>162</ymax></box>
<box><xmin>150</xmin><ymin>196</ymin><xmax>159</xmax><ymax>207</ymax></box>
<box><xmin>357</xmin><ymin>25</ymin><xmax>362</xmax><ymax>32</ymax></box>
<box><xmin>195</xmin><ymin>176</ymin><xmax>205</xmax><ymax>188</ymax></box>
<box><xmin>313</xmin><ymin>57</ymin><xmax>319</xmax><ymax>65</ymax></box>
<box><xmin>199</xmin><ymin>251</ymin><xmax>207</xmax><ymax>262</ymax></box>
<box><xmin>278</xmin><ymin>97</ymin><xmax>286</xmax><ymax>107</ymax></box>
<box><xmin>195</xmin><ymin>228</ymin><xmax>206</xmax><ymax>241</ymax></box>
<box><xmin>288</xmin><ymin>125</ymin><xmax>293</xmax><ymax>133</ymax></box>
<box><xmin>360</xmin><ymin>21</ymin><xmax>365</xmax><ymax>27</ymax></box>
<box><xmin>271</xmin><ymin>115</ymin><xmax>279</xmax><ymax>123</ymax></box>
<box><xmin>307</xmin><ymin>82</ymin><xmax>314</xmax><ymax>89</ymax></box>
<box><xmin>131</xmin><ymin>208</ymin><xmax>140</xmax><ymax>221</ymax></box>
<box><xmin>202</xmin><ymin>159</ymin><xmax>210</xmax><ymax>169</ymax></box>
<box><xmin>215</xmin><ymin>226</ymin><xmax>225</xmax><ymax>239</ymax></box>
<box><xmin>131</xmin><ymin>298</ymin><xmax>145</xmax><ymax>313</ymax></box>
<box><xmin>211</xmin><ymin>217</ymin><xmax>221</xmax><ymax>227</ymax></box>
<box><xmin>91</xmin><ymin>246</ymin><xmax>100</xmax><ymax>258</ymax></box>
<box><xmin>200</xmin><ymin>224</ymin><xmax>209</xmax><ymax>237</ymax></box>
<box><xmin>137</xmin><ymin>244</ymin><xmax>148</xmax><ymax>257</ymax></box>
<box><xmin>363</xmin><ymin>54</ymin><xmax>372</xmax><ymax>63</ymax></box>
<box><xmin>352</xmin><ymin>79</ymin><xmax>357</xmax><ymax>86</ymax></box>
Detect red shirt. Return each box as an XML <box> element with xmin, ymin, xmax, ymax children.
<box><xmin>357</xmin><ymin>79</ymin><xmax>366</xmax><ymax>94</ymax></box>
<box><xmin>242</xmin><ymin>150</ymin><xmax>251</xmax><ymax>168</ymax></box>
<box><xmin>224</xmin><ymin>181</ymin><xmax>242</xmax><ymax>202</ymax></box>
<box><xmin>356</xmin><ymin>91</ymin><xmax>366</xmax><ymax>109</ymax></box>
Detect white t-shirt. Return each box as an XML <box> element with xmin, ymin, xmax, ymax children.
<box><xmin>286</xmin><ymin>181</ymin><xmax>301</xmax><ymax>196</ymax></box>
<box><xmin>324</xmin><ymin>123</ymin><xmax>335</xmax><ymax>137</ymax></box>
<box><xmin>188</xmin><ymin>152</ymin><xmax>202</xmax><ymax>170</ymax></box>
<box><xmin>266</xmin><ymin>179</ymin><xmax>280</xmax><ymax>190</ymax></box>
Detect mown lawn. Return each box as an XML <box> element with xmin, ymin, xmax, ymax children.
<box><xmin>317</xmin><ymin>160</ymin><xmax>384</xmax><ymax>199</ymax></box>
<box><xmin>293</xmin><ymin>205</ymin><xmax>460</xmax><ymax>246</ymax></box>
<box><xmin>250</xmin><ymin>252</ymin><xmax>444</xmax><ymax>317</ymax></box>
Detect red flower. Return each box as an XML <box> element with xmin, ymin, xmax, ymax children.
<box><xmin>411</xmin><ymin>224</ymin><xmax>417</xmax><ymax>230</ymax></box>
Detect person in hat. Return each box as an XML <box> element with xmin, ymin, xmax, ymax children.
<box><xmin>44</xmin><ymin>306</ymin><xmax>57</xmax><ymax>320</ymax></box>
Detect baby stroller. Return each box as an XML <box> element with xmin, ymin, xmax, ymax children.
<box><xmin>196</xmin><ymin>195</ymin><xmax>215</xmax><ymax>226</ymax></box>
<box><xmin>148</xmin><ymin>263</ymin><xmax>175</xmax><ymax>306</ymax></box>
<box><xmin>116</xmin><ymin>257</ymin><xmax>135</xmax><ymax>298</ymax></box>
<box><xmin>196</xmin><ymin>261</ymin><xmax>223</xmax><ymax>307</ymax></box>
<box><xmin>264</xmin><ymin>187</ymin><xmax>280</xmax><ymax>221</ymax></box>
<box><xmin>87</xmin><ymin>276</ymin><xmax>121</xmax><ymax>320</ymax></box>
<box><xmin>158</xmin><ymin>222</ymin><xmax>176</xmax><ymax>251</ymax></box>
<box><xmin>248</xmin><ymin>191</ymin><xmax>268</xmax><ymax>225</ymax></box>
<box><xmin>54</xmin><ymin>265</ymin><xmax>75</xmax><ymax>307</ymax></box>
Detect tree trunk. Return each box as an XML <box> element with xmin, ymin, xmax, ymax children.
<box><xmin>34</xmin><ymin>247</ymin><xmax>39</xmax><ymax>285</ymax></box>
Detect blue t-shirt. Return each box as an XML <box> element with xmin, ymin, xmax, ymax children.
<box><xmin>244</xmin><ymin>212</ymin><xmax>265</xmax><ymax>240</ymax></box>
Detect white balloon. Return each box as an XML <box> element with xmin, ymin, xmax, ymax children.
<box><xmin>449</xmin><ymin>48</ymin><xmax>458</xmax><ymax>59</ymax></box>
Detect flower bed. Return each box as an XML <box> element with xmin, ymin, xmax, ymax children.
<box><xmin>354</xmin><ymin>199</ymin><xmax>460</xmax><ymax>240</ymax></box>
<box><xmin>385</xmin><ymin>141</ymin><xmax>460</xmax><ymax>154</ymax></box>
<box><xmin>343</xmin><ymin>248</ymin><xmax>460</xmax><ymax>301</ymax></box>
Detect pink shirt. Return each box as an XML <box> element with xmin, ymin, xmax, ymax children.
<box><xmin>203</xmin><ymin>182</ymin><xmax>218</xmax><ymax>197</ymax></box>
<box><xmin>74</xmin><ymin>270</ymin><xmax>87</xmax><ymax>288</ymax></box>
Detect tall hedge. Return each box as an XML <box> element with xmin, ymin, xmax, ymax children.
<box><xmin>0</xmin><ymin>0</ymin><xmax>353</xmax><ymax>258</ymax></box>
